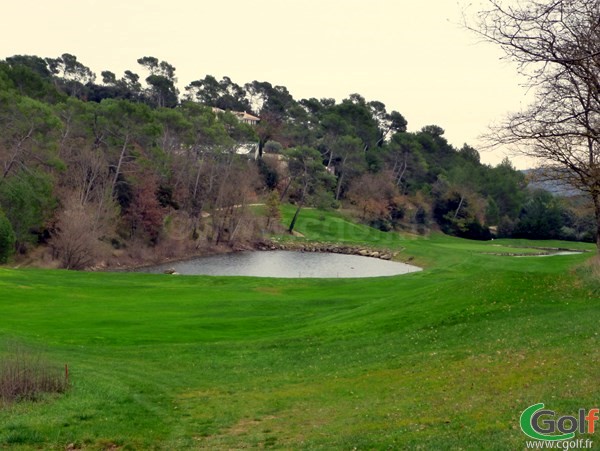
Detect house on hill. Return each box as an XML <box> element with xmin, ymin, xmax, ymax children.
<box><xmin>233</xmin><ymin>111</ymin><xmax>260</xmax><ymax>126</ymax></box>
<box><xmin>212</xmin><ymin>107</ymin><xmax>260</xmax><ymax>126</ymax></box>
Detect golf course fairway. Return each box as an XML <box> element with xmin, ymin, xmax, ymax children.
<box><xmin>0</xmin><ymin>208</ymin><xmax>598</xmax><ymax>449</ymax></box>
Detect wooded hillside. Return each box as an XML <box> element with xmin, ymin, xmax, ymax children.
<box><xmin>0</xmin><ymin>54</ymin><xmax>595</xmax><ymax>268</ymax></box>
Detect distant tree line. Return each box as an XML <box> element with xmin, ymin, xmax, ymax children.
<box><xmin>0</xmin><ymin>53</ymin><xmax>595</xmax><ymax>268</ymax></box>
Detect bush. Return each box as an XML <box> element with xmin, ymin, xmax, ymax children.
<box><xmin>0</xmin><ymin>341</ymin><xmax>68</xmax><ymax>404</ymax></box>
<box><xmin>265</xmin><ymin>190</ymin><xmax>281</xmax><ymax>231</ymax></box>
<box><xmin>258</xmin><ymin>158</ymin><xmax>279</xmax><ymax>190</ymax></box>
<box><xmin>0</xmin><ymin>209</ymin><xmax>15</xmax><ymax>263</ymax></box>
<box><xmin>513</xmin><ymin>190</ymin><xmax>564</xmax><ymax>240</ymax></box>
<box><xmin>371</xmin><ymin>219</ymin><xmax>393</xmax><ymax>232</ymax></box>
<box><xmin>51</xmin><ymin>203</ymin><xmax>101</xmax><ymax>270</ymax></box>
<box><xmin>0</xmin><ymin>170</ymin><xmax>55</xmax><ymax>253</ymax></box>
<box><xmin>125</xmin><ymin>177</ymin><xmax>166</xmax><ymax>244</ymax></box>
<box><xmin>497</xmin><ymin>215</ymin><xmax>516</xmax><ymax>238</ymax></box>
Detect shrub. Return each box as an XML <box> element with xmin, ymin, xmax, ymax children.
<box><xmin>51</xmin><ymin>199</ymin><xmax>103</xmax><ymax>270</ymax></box>
<box><xmin>0</xmin><ymin>169</ymin><xmax>55</xmax><ymax>253</ymax></box>
<box><xmin>265</xmin><ymin>190</ymin><xmax>281</xmax><ymax>231</ymax></box>
<box><xmin>125</xmin><ymin>176</ymin><xmax>165</xmax><ymax>244</ymax></box>
<box><xmin>0</xmin><ymin>342</ymin><xmax>68</xmax><ymax>404</ymax></box>
<box><xmin>0</xmin><ymin>209</ymin><xmax>15</xmax><ymax>263</ymax></box>
<box><xmin>258</xmin><ymin>158</ymin><xmax>279</xmax><ymax>190</ymax></box>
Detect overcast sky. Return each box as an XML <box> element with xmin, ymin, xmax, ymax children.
<box><xmin>1</xmin><ymin>0</ymin><xmax>532</xmax><ymax>167</ymax></box>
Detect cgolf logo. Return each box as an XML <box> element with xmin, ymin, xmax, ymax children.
<box><xmin>521</xmin><ymin>403</ymin><xmax>598</xmax><ymax>442</ymax></box>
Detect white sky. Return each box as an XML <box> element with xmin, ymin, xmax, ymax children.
<box><xmin>1</xmin><ymin>0</ymin><xmax>533</xmax><ymax>167</ymax></box>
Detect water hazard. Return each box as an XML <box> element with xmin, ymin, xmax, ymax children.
<box><xmin>136</xmin><ymin>250</ymin><xmax>422</xmax><ymax>278</ymax></box>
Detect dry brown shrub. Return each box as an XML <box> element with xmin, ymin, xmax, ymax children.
<box><xmin>0</xmin><ymin>341</ymin><xmax>68</xmax><ymax>405</ymax></box>
<box><xmin>51</xmin><ymin>203</ymin><xmax>102</xmax><ymax>269</ymax></box>
<box><xmin>588</xmin><ymin>255</ymin><xmax>600</xmax><ymax>279</ymax></box>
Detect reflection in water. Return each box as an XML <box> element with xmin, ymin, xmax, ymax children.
<box><xmin>135</xmin><ymin>251</ymin><xmax>422</xmax><ymax>278</ymax></box>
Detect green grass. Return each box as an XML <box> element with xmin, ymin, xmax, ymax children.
<box><xmin>0</xmin><ymin>208</ymin><xmax>598</xmax><ymax>449</ymax></box>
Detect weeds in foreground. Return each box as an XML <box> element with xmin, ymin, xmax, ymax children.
<box><xmin>0</xmin><ymin>341</ymin><xmax>68</xmax><ymax>405</ymax></box>
<box><xmin>576</xmin><ymin>253</ymin><xmax>600</xmax><ymax>285</ymax></box>
<box><xmin>590</xmin><ymin>254</ymin><xmax>600</xmax><ymax>278</ymax></box>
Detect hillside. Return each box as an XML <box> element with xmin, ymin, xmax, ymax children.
<box><xmin>1</xmin><ymin>54</ymin><xmax>596</xmax><ymax>273</ymax></box>
<box><xmin>523</xmin><ymin>169</ymin><xmax>582</xmax><ymax>197</ymax></box>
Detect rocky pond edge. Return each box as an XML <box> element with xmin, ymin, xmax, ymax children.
<box><xmin>254</xmin><ymin>240</ymin><xmax>402</xmax><ymax>261</ymax></box>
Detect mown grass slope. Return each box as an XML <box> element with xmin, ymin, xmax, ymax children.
<box><xmin>0</xmin><ymin>208</ymin><xmax>598</xmax><ymax>449</ymax></box>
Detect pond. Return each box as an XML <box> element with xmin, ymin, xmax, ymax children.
<box><xmin>514</xmin><ymin>250</ymin><xmax>584</xmax><ymax>257</ymax></box>
<box><xmin>135</xmin><ymin>250</ymin><xmax>422</xmax><ymax>278</ymax></box>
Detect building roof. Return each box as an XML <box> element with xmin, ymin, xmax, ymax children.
<box><xmin>233</xmin><ymin>111</ymin><xmax>260</xmax><ymax>122</ymax></box>
<box><xmin>211</xmin><ymin>108</ymin><xmax>260</xmax><ymax>123</ymax></box>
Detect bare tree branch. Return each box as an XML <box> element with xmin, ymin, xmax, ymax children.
<box><xmin>466</xmin><ymin>0</ymin><xmax>600</xmax><ymax>248</ymax></box>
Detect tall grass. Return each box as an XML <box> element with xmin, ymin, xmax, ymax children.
<box><xmin>589</xmin><ymin>254</ymin><xmax>600</xmax><ymax>277</ymax></box>
<box><xmin>0</xmin><ymin>341</ymin><xmax>68</xmax><ymax>404</ymax></box>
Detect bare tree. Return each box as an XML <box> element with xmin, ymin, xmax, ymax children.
<box><xmin>208</xmin><ymin>157</ymin><xmax>260</xmax><ymax>245</ymax></box>
<box><xmin>51</xmin><ymin>195</ymin><xmax>108</xmax><ymax>270</ymax></box>
<box><xmin>468</xmin><ymin>0</ymin><xmax>600</xmax><ymax>248</ymax></box>
<box><xmin>125</xmin><ymin>175</ymin><xmax>166</xmax><ymax>244</ymax></box>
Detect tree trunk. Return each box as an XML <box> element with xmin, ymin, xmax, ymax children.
<box><xmin>192</xmin><ymin>161</ymin><xmax>202</xmax><ymax>199</ymax></box>
<box><xmin>288</xmin><ymin>204</ymin><xmax>303</xmax><ymax>233</ymax></box>
<box><xmin>597</xmin><ymin>215</ymin><xmax>600</xmax><ymax>251</ymax></box>
<box><xmin>279</xmin><ymin>176</ymin><xmax>294</xmax><ymax>202</ymax></box>
<box><xmin>229</xmin><ymin>202</ymin><xmax>246</xmax><ymax>244</ymax></box>
<box><xmin>258</xmin><ymin>138</ymin><xmax>266</xmax><ymax>159</ymax></box>
<box><xmin>396</xmin><ymin>152</ymin><xmax>408</xmax><ymax>193</ymax></box>
<box><xmin>111</xmin><ymin>137</ymin><xmax>129</xmax><ymax>197</ymax></box>
<box><xmin>453</xmin><ymin>195</ymin><xmax>465</xmax><ymax>220</ymax></box>
<box><xmin>335</xmin><ymin>172</ymin><xmax>345</xmax><ymax>201</ymax></box>
<box><xmin>593</xmin><ymin>192</ymin><xmax>600</xmax><ymax>250</ymax></box>
<box><xmin>335</xmin><ymin>154</ymin><xmax>350</xmax><ymax>201</ymax></box>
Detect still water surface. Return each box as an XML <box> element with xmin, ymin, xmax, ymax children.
<box><xmin>136</xmin><ymin>250</ymin><xmax>422</xmax><ymax>278</ymax></box>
